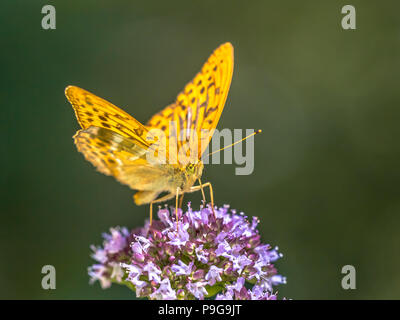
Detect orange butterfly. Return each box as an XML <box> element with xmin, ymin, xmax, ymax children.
<box><xmin>66</xmin><ymin>43</ymin><xmax>234</xmax><ymax>224</ymax></box>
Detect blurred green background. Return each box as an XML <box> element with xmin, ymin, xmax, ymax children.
<box><xmin>1</xmin><ymin>0</ymin><xmax>400</xmax><ymax>299</ymax></box>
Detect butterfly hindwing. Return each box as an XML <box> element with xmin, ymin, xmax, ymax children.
<box><xmin>74</xmin><ymin>126</ymin><xmax>181</xmax><ymax>193</ymax></box>
<box><xmin>74</xmin><ymin>126</ymin><xmax>146</xmax><ymax>176</ymax></box>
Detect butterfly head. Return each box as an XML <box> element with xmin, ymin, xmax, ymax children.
<box><xmin>185</xmin><ymin>161</ymin><xmax>204</xmax><ymax>181</ymax></box>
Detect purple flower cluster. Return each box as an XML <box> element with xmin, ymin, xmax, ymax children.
<box><xmin>88</xmin><ymin>204</ymin><xmax>286</xmax><ymax>300</ymax></box>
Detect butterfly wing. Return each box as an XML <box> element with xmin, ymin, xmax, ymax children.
<box><xmin>147</xmin><ymin>42</ymin><xmax>234</xmax><ymax>161</ymax></box>
<box><xmin>66</xmin><ymin>87</ymin><xmax>178</xmax><ymax>203</ymax></box>
<box><xmin>66</xmin><ymin>86</ymin><xmax>152</xmax><ymax>148</ymax></box>
<box><xmin>74</xmin><ymin>126</ymin><xmax>182</xmax><ymax>197</ymax></box>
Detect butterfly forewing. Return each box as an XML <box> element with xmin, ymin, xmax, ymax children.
<box><xmin>66</xmin><ymin>86</ymin><xmax>153</xmax><ymax>148</ymax></box>
<box><xmin>147</xmin><ymin>42</ymin><xmax>234</xmax><ymax>160</ymax></box>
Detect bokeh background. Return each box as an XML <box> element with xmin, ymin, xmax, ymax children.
<box><xmin>1</xmin><ymin>0</ymin><xmax>400</xmax><ymax>299</ymax></box>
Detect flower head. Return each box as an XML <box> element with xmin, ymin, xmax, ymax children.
<box><xmin>88</xmin><ymin>204</ymin><xmax>285</xmax><ymax>300</ymax></box>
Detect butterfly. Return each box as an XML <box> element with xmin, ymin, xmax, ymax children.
<box><xmin>65</xmin><ymin>42</ymin><xmax>234</xmax><ymax>225</ymax></box>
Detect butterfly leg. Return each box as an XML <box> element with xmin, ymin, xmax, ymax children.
<box><xmin>175</xmin><ymin>187</ymin><xmax>182</xmax><ymax>230</ymax></box>
<box><xmin>189</xmin><ymin>182</ymin><xmax>216</xmax><ymax>219</ymax></box>
<box><xmin>148</xmin><ymin>193</ymin><xmax>175</xmax><ymax>226</ymax></box>
<box><xmin>179</xmin><ymin>193</ymin><xmax>185</xmax><ymax>209</ymax></box>
<box><xmin>197</xmin><ymin>178</ymin><xmax>207</xmax><ymax>203</ymax></box>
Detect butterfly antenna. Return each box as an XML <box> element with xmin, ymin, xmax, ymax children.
<box><xmin>206</xmin><ymin>129</ymin><xmax>262</xmax><ymax>157</ymax></box>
